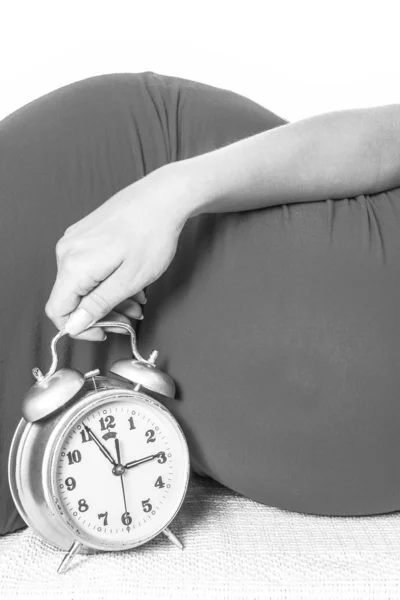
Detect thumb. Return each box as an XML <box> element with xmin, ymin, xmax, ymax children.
<box><xmin>65</xmin><ymin>266</ymin><xmax>139</xmax><ymax>336</ymax></box>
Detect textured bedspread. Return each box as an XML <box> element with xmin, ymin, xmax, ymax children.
<box><xmin>1</xmin><ymin>472</ymin><xmax>400</xmax><ymax>599</ymax></box>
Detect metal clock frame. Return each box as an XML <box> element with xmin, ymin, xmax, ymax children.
<box><xmin>45</xmin><ymin>385</ymin><xmax>191</xmax><ymax>552</ymax></box>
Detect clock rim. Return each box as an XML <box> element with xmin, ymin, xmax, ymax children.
<box><xmin>43</xmin><ymin>387</ymin><xmax>191</xmax><ymax>551</ymax></box>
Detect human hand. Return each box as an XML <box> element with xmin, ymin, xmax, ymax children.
<box><xmin>45</xmin><ymin>165</ymin><xmax>190</xmax><ymax>341</ymax></box>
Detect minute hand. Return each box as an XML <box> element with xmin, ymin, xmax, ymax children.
<box><xmin>84</xmin><ymin>424</ymin><xmax>117</xmax><ymax>466</ymax></box>
<box><xmin>124</xmin><ymin>453</ymin><xmax>161</xmax><ymax>470</ymax></box>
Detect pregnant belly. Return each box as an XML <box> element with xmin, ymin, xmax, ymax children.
<box><xmin>138</xmin><ymin>190</ymin><xmax>400</xmax><ymax>516</ymax></box>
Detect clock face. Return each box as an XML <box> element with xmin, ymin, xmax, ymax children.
<box><xmin>49</xmin><ymin>393</ymin><xmax>190</xmax><ymax>550</ymax></box>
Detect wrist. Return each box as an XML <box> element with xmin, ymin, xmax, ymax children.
<box><xmin>159</xmin><ymin>156</ymin><xmax>221</xmax><ymax>221</ymax></box>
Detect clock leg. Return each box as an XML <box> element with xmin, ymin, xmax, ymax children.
<box><xmin>57</xmin><ymin>541</ymin><xmax>83</xmax><ymax>574</ymax></box>
<box><xmin>162</xmin><ymin>527</ymin><xmax>184</xmax><ymax>550</ymax></box>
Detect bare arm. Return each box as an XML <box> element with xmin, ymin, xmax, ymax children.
<box><xmin>172</xmin><ymin>104</ymin><xmax>400</xmax><ymax>218</ymax></box>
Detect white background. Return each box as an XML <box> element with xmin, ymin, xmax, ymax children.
<box><xmin>0</xmin><ymin>0</ymin><xmax>399</xmax><ymax>123</ymax></box>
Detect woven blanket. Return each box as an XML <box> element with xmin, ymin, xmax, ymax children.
<box><xmin>1</xmin><ymin>472</ymin><xmax>400</xmax><ymax>599</ymax></box>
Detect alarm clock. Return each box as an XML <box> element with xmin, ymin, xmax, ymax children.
<box><xmin>8</xmin><ymin>320</ymin><xmax>190</xmax><ymax>574</ymax></box>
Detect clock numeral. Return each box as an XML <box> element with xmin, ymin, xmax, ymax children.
<box><xmin>65</xmin><ymin>477</ymin><xmax>76</xmax><ymax>491</ymax></box>
<box><xmin>98</xmin><ymin>512</ymin><xmax>108</xmax><ymax>526</ymax></box>
<box><xmin>145</xmin><ymin>429</ymin><xmax>156</xmax><ymax>443</ymax></box>
<box><xmin>99</xmin><ymin>416</ymin><xmax>117</xmax><ymax>440</ymax></box>
<box><xmin>128</xmin><ymin>417</ymin><xmax>136</xmax><ymax>430</ymax></box>
<box><xmin>99</xmin><ymin>415</ymin><xmax>116</xmax><ymax>431</ymax></box>
<box><xmin>155</xmin><ymin>476</ymin><xmax>165</xmax><ymax>489</ymax></box>
<box><xmin>67</xmin><ymin>450</ymin><xmax>82</xmax><ymax>465</ymax></box>
<box><xmin>80</xmin><ymin>429</ymin><xmax>93</xmax><ymax>444</ymax></box>
<box><xmin>78</xmin><ymin>499</ymin><xmax>89</xmax><ymax>512</ymax></box>
<box><xmin>121</xmin><ymin>512</ymin><xmax>132</xmax><ymax>526</ymax></box>
<box><xmin>142</xmin><ymin>498</ymin><xmax>152</xmax><ymax>513</ymax></box>
<box><xmin>157</xmin><ymin>452</ymin><xmax>167</xmax><ymax>464</ymax></box>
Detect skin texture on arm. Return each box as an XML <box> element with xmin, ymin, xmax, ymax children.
<box><xmin>46</xmin><ymin>101</ymin><xmax>400</xmax><ymax>340</ymax></box>
<box><xmin>175</xmin><ymin>104</ymin><xmax>400</xmax><ymax>218</ymax></box>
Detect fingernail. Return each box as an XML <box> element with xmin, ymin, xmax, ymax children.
<box><xmin>65</xmin><ymin>308</ymin><xmax>95</xmax><ymax>336</ymax></box>
<box><xmin>137</xmin><ymin>314</ymin><xmax>144</xmax><ymax>320</ymax></box>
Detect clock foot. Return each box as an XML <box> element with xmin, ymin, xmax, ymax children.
<box><xmin>162</xmin><ymin>526</ymin><xmax>184</xmax><ymax>550</ymax></box>
<box><xmin>57</xmin><ymin>541</ymin><xmax>83</xmax><ymax>574</ymax></box>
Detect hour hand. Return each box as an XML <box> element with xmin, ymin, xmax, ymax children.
<box><xmin>124</xmin><ymin>452</ymin><xmax>161</xmax><ymax>470</ymax></box>
<box><xmin>84</xmin><ymin>424</ymin><xmax>116</xmax><ymax>466</ymax></box>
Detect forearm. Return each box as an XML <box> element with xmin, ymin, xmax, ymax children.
<box><xmin>176</xmin><ymin>104</ymin><xmax>400</xmax><ymax>218</ymax></box>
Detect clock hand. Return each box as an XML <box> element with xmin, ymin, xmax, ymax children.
<box><xmin>115</xmin><ymin>438</ymin><xmax>130</xmax><ymax>529</ymax></box>
<box><xmin>115</xmin><ymin>437</ymin><xmax>122</xmax><ymax>465</ymax></box>
<box><xmin>83</xmin><ymin>424</ymin><xmax>117</xmax><ymax>467</ymax></box>
<box><xmin>124</xmin><ymin>452</ymin><xmax>163</xmax><ymax>470</ymax></box>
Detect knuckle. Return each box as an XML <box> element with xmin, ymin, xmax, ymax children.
<box><xmin>55</xmin><ymin>237</ymin><xmax>68</xmax><ymax>256</ymax></box>
<box><xmin>44</xmin><ymin>302</ymin><xmax>55</xmax><ymax>320</ymax></box>
<box><xmin>63</xmin><ymin>224</ymin><xmax>75</xmax><ymax>236</ymax></box>
<box><xmin>61</xmin><ymin>252</ymin><xmax>80</xmax><ymax>273</ymax></box>
<box><xmin>86</xmin><ymin>290</ymin><xmax>112</xmax><ymax>315</ymax></box>
<box><xmin>62</xmin><ymin>255</ymin><xmax>74</xmax><ymax>270</ymax></box>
